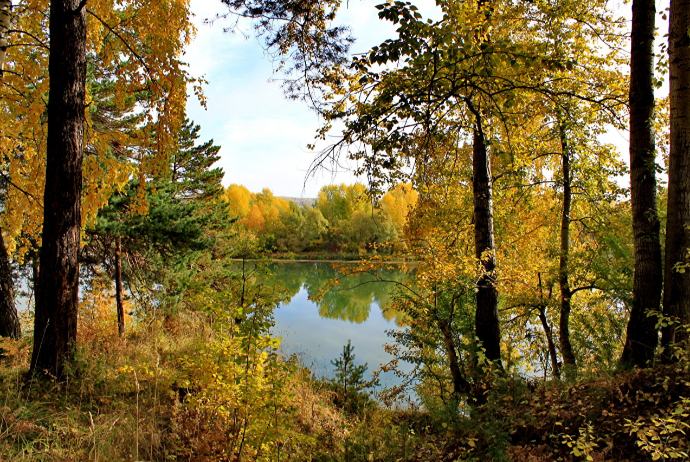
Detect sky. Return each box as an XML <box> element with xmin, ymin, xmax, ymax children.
<box><xmin>183</xmin><ymin>0</ymin><xmax>668</xmax><ymax>199</ymax></box>
<box><xmin>183</xmin><ymin>0</ymin><xmax>429</xmax><ymax>198</ymax></box>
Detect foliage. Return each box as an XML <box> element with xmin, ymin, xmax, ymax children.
<box><xmin>81</xmin><ymin>118</ymin><xmax>229</xmax><ymax>323</ymax></box>
<box><xmin>329</xmin><ymin>340</ymin><xmax>378</xmax><ymax>415</ymax></box>
<box><xmin>223</xmin><ymin>182</ymin><xmax>417</xmax><ymax>255</ymax></box>
<box><xmin>0</xmin><ymin>0</ymin><xmax>197</xmax><ymax>257</ymax></box>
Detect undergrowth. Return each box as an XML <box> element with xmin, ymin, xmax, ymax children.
<box><xmin>0</xmin><ymin>315</ymin><xmax>427</xmax><ymax>462</ymax></box>
<box><xmin>2</xmin><ymin>313</ymin><xmax>689</xmax><ymax>461</ymax></box>
<box><xmin>428</xmin><ymin>364</ymin><xmax>690</xmax><ymax>462</ymax></box>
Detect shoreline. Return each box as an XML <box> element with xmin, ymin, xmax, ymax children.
<box><xmin>228</xmin><ymin>257</ymin><xmax>418</xmax><ymax>264</ymax></box>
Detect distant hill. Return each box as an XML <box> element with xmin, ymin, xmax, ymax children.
<box><xmin>279</xmin><ymin>197</ymin><xmax>316</xmax><ymax>207</ymax></box>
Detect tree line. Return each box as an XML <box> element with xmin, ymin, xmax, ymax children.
<box><xmin>224</xmin><ymin>182</ymin><xmax>417</xmax><ymax>254</ymax></box>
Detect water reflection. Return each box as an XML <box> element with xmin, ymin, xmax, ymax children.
<box><xmin>267</xmin><ymin>262</ymin><xmax>410</xmax><ymax>325</ymax></box>
<box><xmin>266</xmin><ymin>261</ymin><xmax>416</xmax><ymax>388</ymax></box>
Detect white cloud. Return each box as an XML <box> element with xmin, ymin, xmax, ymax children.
<box><xmin>183</xmin><ymin>0</ymin><xmax>410</xmax><ymax>197</ymax></box>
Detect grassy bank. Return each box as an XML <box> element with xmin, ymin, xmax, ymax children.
<box><xmin>0</xmin><ymin>316</ymin><xmax>428</xmax><ymax>461</ymax></box>
<box><xmin>2</xmin><ymin>314</ymin><xmax>688</xmax><ymax>461</ymax></box>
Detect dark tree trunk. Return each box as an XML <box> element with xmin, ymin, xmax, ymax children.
<box><xmin>0</xmin><ymin>228</ymin><xmax>19</xmax><ymax>339</ymax></box>
<box><xmin>662</xmin><ymin>0</ymin><xmax>690</xmax><ymax>359</ymax></box>
<box><xmin>472</xmin><ymin>127</ymin><xmax>501</xmax><ymax>363</ymax></box>
<box><xmin>438</xmin><ymin>320</ymin><xmax>470</xmax><ymax>397</ymax></box>
<box><xmin>537</xmin><ymin>306</ymin><xmax>560</xmax><ymax>379</ymax></box>
<box><xmin>557</xmin><ymin>121</ymin><xmax>576</xmax><ymax>370</ymax></box>
<box><xmin>622</xmin><ymin>0</ymin><xmax>663</xmax><ymax>368</ymax></box>
<box><xmin>537</xmin><ymin>273</ymin><xmax>560</xmax><ymax>379</ymax></box>
<box><xmin>115</xmin><ymin>236</ymin><xmax>125</xmax><ymax>336</ymax></box>
<box><xmin>30</xmin><ymin>0</ymin><xmax>87</xmax><ymax>378</ymax></box>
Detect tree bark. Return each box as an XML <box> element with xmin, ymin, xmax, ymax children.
<box><xmin>621</xmin><ymin>0</ymin><xmax>663</xmax><ymax>368</ymax></box>
<box><xmin>0</xmin><ymin>227</ymin><xmax>19</xmax><ymax>339</ymax></box>
<box><xmin>537</xmin><ymin>273</ymin><xmax>560</xmax><ymax>379</ymax></box>
<box><xmin>558</xmin><ymin>120</ymin><xmax>576</xmax><ymax>370</ymax></box>
<box><xmin>438</xmin><ymin>319</ymin><xmax>470</xmax><ymax>397</ymax></box>
<box><xmin>115</xmin><ymin>236</ymin><xmax>125</xmax><ymax>336</ymax></box>
<box><xmin>472</xmin><ymin>126</ymin><xmax>501</xmax><ymax>363</ymax></box>
<box><xmin>30</xmin><ymin>0</ymin><xmax>87</xmax><ymax>378</ymax></box>
<box><xmin>662</xmin><ymin>0</ymin><xmax>690</xmax><ymax>359</ymax></box>
<box><xmin>0</xmin><ymin>0</ymin><xmax>11</xmax><ymax>75</ymax></box>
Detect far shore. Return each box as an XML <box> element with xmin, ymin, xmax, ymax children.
<box><xmin>228</xmin><ymin>257</ymin><xmax>418</xmax><ymax>265</ymax></box>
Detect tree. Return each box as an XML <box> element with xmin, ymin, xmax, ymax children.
<box><xmin>0</xmin><ymin>0</ymin><xmax>20</xmax><ymax>340</ymax></box>
<box><xmin>620</xmin><ymin>0</ymin><xmax>663</xmax><ymax>369</ymax></box>
<box><xmin>316</xmin><ymin>183</ymin><xmax>369</xmax><ymax>224</ymax></box>
<box><xmin>380</xmin><ymin>183</ymin><xmax>418</xmax><ymax>236</ymax></box>
<box><xmin>471</xmin><ymin>116</ymin><xmax>501</xmax><ymax>363</ymax></box>
<box><xmin>17</xmin><ymin>0</ymin><xmax>195</xmax><ymax>374</ymax></box>
<box><xmin>83</xmin><ymin>120</ymin><xmax>224</xmax><ymax>334</ymax></box>
<box><xmin>169</xmin><ymin>121</ymin><xmax>224</xmax><ymax>202</ymax></box>
<box><xmin>30</xmin><ymin>0</ymin><xmax>88</xmax><ymax>377</ymax></box>
<box><xmin>302</xmin><ymin>206</ymin><xmax>328</xmax><ymax>246</ymax></box>
<box><xmin>225</xmin><ymin>184</ymin><xmax>252</xmax><ymax>219</ymax></box>
<box><xmin>662</xmin><ymin>0</ymin><xmax>690</xmax><ymax>358</ymax></box>
<box><xmin>330</xmin><ymin>340</ymin><xmax>374</xmax><ymax>413</ymax></box>
<box><xmin>0</xmin><ymin>0</ymin><xmax>10</xmax><ymax>74</ymax></box>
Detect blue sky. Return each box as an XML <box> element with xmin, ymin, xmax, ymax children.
<box><xmin>184</xmin><ymin>0</ymin><xmax>423</xmax><ymax>198</ymax></box>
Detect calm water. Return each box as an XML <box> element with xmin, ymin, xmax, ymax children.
<box><xmin>267</xmin><ymin>261</ymin><xmax>414</xmax><ymax>388</ymax></box>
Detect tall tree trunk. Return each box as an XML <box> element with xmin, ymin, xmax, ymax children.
<box><xmin>30</xmin><ymin>0</ymin><xmax>87</xmax><ymax>378</ymax></box>
<box><xmin>472</xmin><ymin>125</ymin><xmax>501</xmax><ymax>363</ymax></box>
<box><xmin>0</xmin><ymin>227</ymin><xmax>19</xmax><ymax>339</ymax></box>
<box><xmin>115</xmin><ymin>236</ymin><xmax>125</xmax><ymax>336</ymax></box>
<box><xmin>558</xmin><ymin>120</ymin><xmax>576</xmax><ymax>371</ymax></box>
<box><xmin>662</xmin><ymin>0</ymin><xmax>690</xmax><ymax>359</ymax></box>
<box><xmin>622</xmin><ymin>0</ymin><xmax>662</xmax><ymax>368</ymax></box>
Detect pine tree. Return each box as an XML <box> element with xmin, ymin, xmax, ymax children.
<box><xmin>82</xmin><ymin>120</ymin><xmax>228</xmax><ymax>329</ymax></box>
<box><xmin>330</xmin><ymin>340</ymin><xmax>375</xmax><ymax>413</ymax></box>
<box><xmin>30</xmin><ymin>0</ymin><xmax>87</xmax><ymax>378</ymax></box>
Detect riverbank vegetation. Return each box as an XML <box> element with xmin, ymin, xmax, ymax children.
<box><xmin>223</xmin><ymin>182</ymin><xmax>418</xmax><ymax>257</ymax></box>
<box><xmin>1</xmin><ymin>0</ymin><xmax>690</xmax><ymax>459</ymax></box>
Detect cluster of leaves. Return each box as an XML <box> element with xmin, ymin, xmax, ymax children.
<box><xmin>0</xmin><ymin>0</ymin><xmax>198</xmax><ymax>256</ymax></box>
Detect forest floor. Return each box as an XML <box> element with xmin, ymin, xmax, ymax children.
<box><xmin>407</xmin><ymin>363</ymin><xmax>690</xmax><ymax>461</ymax></box>
<box><xmin>0</xmin><ymin>318</ymin><xmax>688</xmax><ymax>461</ymax></box>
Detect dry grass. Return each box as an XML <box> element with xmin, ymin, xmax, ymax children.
<box><xmin>0</xmin><ymin>314</ymin><xmax>388</xmax><ymax>462</ymax></box>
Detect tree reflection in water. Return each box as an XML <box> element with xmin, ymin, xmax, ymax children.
<box><xmin>267</xmin><ymin>262</ymin><xmax>411</xmax><ymax>325</ymax></box>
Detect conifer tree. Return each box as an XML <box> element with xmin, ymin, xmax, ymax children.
<box><xmin>83</xmin><ymin>120</ymin><xmax>227</xmax><ymax>330</ymax></box>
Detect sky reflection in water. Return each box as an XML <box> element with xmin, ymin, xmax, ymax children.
<box><xmin>268</xmin><ymin>262</ymin><xmax>414</xmax><ymax>388</ymax></box>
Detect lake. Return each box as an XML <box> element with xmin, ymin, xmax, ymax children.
<box><xmin>266</xmin><ymin>261</ymin><xmax>415</xmax><ymax>391</ymax></box>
